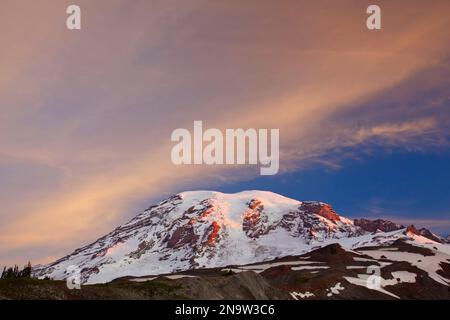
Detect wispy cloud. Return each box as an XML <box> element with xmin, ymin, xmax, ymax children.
<box><xmin>351</xmin><ymin>118</ymin><xmax>438</xmax><ymax>145</ymax></box>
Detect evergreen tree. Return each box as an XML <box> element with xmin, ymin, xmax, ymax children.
<box><xmin>21</xmin><ymin>261</ymin><xmax>32</xmax><ymax>278</ymax></box>
<box><xmin>5</xmin><ymin>267</ymin><xmax>13</xmax><ymax>278</ymax></box>
<box><xmin>13</xmin><ymin>264</ymin><xmax>19</xmax><ymax>277</ymax></box>
<box><xmin>0</xmin><ymin>261</ymin><xmax>33</xmax><ymax>279</ymax></box>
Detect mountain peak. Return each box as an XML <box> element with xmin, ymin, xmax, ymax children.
<box><xmin>406</xmin><ymin>224</ymin><xmax>419</xmax><ymax>235</ymax></box>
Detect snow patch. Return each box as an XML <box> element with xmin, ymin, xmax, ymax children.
<box><xmin>290</xmin><ymin>291</ymin><xmax>315</xmax><ymax>300</ymax></box>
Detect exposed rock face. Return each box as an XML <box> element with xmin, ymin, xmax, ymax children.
<box><xmin>166</xmin><ymin>223</ymin><xmax>198</xmax><ymax>249</ymax></box>
<box><xmin>406</xmin><ymin>225</ymin><xmax>419</xmax><ymax>235</ymax></box>
<box><xmin>300</xmin><ymin>202</ymin><xmax>341</xmax><ymax>222</ymax></box>
<box><xmin>242</xmin><ymin>198</ymin><xmax>268</xmax><ymax>238</ymax></box>
<box><xmin>354</xmin><ymin>218</ymin><xmax>404</xmax><ymax>233</ymax></box>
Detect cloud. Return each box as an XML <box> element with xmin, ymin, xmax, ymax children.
<box><xmin>0</xmin><ymin>0</ymin><xmax>450</xmax><ymax>265</ymax></box>
<box><xmin>352</xmin><ymin>118</ymin><xmax>438</xmax><ymax>144</ymax></box>
<box><xmin>279</xmin><ymin>116</ymin><xmax>447</xmax><ymax>174</ymax></box>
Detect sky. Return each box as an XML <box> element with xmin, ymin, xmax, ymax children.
<box><xmin>0</xmin><ymin>0</ymin><xmax>449</xmax><ymax>266</ymax></box>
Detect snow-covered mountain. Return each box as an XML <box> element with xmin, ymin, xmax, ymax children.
<box><xmin>33</xmin><ymin>190</ymin><xmax>442</xmax><ymax>284</ymax></box>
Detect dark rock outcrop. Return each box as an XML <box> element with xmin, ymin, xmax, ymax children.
<box><xmin>354</xmin><ymin>218</ymin><xmax>404</xmax><ymax>233</ymax></box>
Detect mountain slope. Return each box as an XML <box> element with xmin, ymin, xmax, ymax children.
<box><xmin>33</xmin><ymin>190</ymin><xmax>441</xmax><ymax>284</ymax></box>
